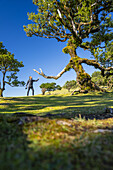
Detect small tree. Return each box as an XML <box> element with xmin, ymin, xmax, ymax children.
<box><xmin>63</xmin><ymin>80</ymin><xmax>76</xmax><ymax>92</ymax></box>
<box><xmin>56</xmin><ymin>85</ymin><xmax>62</xmax><ymax>90</ymax></box>
<box><xmin>0</xmin><ymin>42</ymin><xmax>25</xmax><ymax>97</ymax></box>
<box><xmin>40</xmin><ymin>82</ymin><xmax>61</xmax><ymax>94</ymax></box>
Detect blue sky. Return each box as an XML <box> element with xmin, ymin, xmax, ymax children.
<box><xmin>0</xmin><ymin>0</ymin><xmax>97</xmax><ymax>97</ymax></box>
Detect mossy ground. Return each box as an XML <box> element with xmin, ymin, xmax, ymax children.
<box><xmin>0</xmin><ymin>91</ymin><xmax>113</xmax><ymax>170</ymax></box>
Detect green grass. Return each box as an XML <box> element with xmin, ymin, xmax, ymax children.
<box><xmin>0</xmin><ymin>91</ymin><xmax>113</xmax><ymax>170</ymax></box>
<box><xmin>1</xmin><ymin>91</ymin><xmax>113</xmax><ymax>116</ymax></box>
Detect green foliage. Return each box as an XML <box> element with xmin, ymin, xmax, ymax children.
<box><xmin>0</xmin><ymin>42</ymin><xmax>25</xmax><ymax>96</ymax></box>
<box><xmin>91</xmin><ymin>71</ymin><xmax>107</xmax><ymax>86</ymax></box>
<box><xmin>24</xmin><ymin>0</ymin><xmax>113</xmax><ymax>90</ymax></box>
<box><xmin>24</xmin><ymin>0</ymin><xmax>113</xmax><ymax>49</ymax></box>
<box><xmin>91</xmin><ymin>71</ymin><xmax>113</xmax><ymax>87</ymax></box>
<box><xmin>90</xmin><ymin>41</ymin><xmax>113</xmax><ymax>68</ymax></box>
<box><xmin>40</xmin><ymin>82</ymin><xmax>61</xmax><ymax>92</ymax></box>
<box><xmin>56</xmin><ymin>85</ymin><xmax>62</xmax><ymax>90</ymax></box>
<box><xmin>63</xmin><ymin>80</ymin><xmax>76</xmax><ymax>91</ymax></box>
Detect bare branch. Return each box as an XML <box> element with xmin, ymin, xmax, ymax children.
<box><xmin>57</xmin><ymin>9</ymin><xmax>62</xmax><ymax>18</ymax></box>
<box><xmin>105</xmin><ymin>72</ymin><xmax>113</xmax><ymax>78</ymax></box>
<box><xmin>31</xmin><ymin>30</ymin><xmax>70</xmax><ymax>42</ymax></box>
<box><xmin>5</xmin><ymin>81</ymin><xmax>14</xmax><ymax>87</ymax></box>
<box><xmin>71</xmin><ymin>20</ymin><xmax>78</xmax><ymax>36</ymax></box>
<box><xmin>105</xmin><ymin>67</ymin><xmax>113</xmax><ymax>71</ymax></box>
<box><xmin>91</xmin><ymin>2</ymin><xmax>97</xmax><ymax>7</ymax></box>
<box><xmin>33</xmin><ymin>63</ymin><xmax>71</xmax><ymax>80</ymax></box>
<box><xmin>78</xmin><ymin>58</ymin><xmax>104</xmax><ymax>71</ymax></box>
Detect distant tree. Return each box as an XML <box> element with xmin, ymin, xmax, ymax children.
<box><xmin>63</xmin><ymin>80</ymin><xmax>76</xmax><ymax>92</ymax></box>
<box><xmin>40</xmin><ymin>82</ymin><xmax>61</xmax><ymax>94</ymax></box>
<box><xmin>24</xmin><ymin>0</ymin><xmax>113</xmax><ymax>93</ymax></box>
<box><xmin>91</xmin><ymin>71</ymin><xmax>113</xmax><ymax>89</ymax></box>
<box><xmin>56</xmin><ymin>85</ymin><xmax>62</xmax><ymax>90</ymax></box>
<box><xmin>0</xmin><ymin>42</ymin><xmax>25</xmax><ymax>97</ymax></box>
<box><xmin>91</xmin><ymin>71</ymin><xmax>106</xmax><ymax>86</ymax></box>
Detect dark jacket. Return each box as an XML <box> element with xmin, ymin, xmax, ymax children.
<box><xmin>26</xmin><ymin>78</ymin><xmax>39</xmax><ymax>88</ymax></box>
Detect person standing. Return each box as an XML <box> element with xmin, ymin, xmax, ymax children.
<box><xmin>25</xmin><ymin>76</ymin><xmax>39</xmax><ymax>96</ymax></box>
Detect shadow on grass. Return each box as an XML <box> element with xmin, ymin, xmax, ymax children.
<box><xmin>0</xmin><ymin>113</ymin><xmax>113</xmax><ymax>170</ymax></box>
<box><xmin>0</xmin><ymin>92</ymin><xmax>113</xmax><ymax>120</ymax></box>
<box><xmin>1</xmin><ymin>93</ymin><xmax>113</xmax><ymax>169</ymax></box>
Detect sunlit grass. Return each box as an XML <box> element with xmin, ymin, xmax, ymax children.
<box><xmin>1</xmin><ymin>91</ymin><xmax>113</xmax><ymax>115</ymax></box>
<box><xmin>0</xmin><ymin>91</ymin><xmax>113</xmax><ymax>169</ymax></box>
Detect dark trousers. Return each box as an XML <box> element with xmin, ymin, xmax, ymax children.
<box><xmin>27</xmin><ymin>87</ymin><xmax>34</xmax><ymax>96</ymax></box>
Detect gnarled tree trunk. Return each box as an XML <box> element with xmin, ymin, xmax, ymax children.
<box><xmin>33</xmin><ymin>44</ymin><xmax>105</xmax><ymax>93</ymax></box>
<box><xmin>63</xmin><ymin>45</ymin><xmax>104</xmax><ymax>93</ymax></box>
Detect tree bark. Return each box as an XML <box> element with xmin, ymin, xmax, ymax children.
<box><xmin>65</xmin><ymin>45</ymin><xmax>104</xmax><ymax>92</ymax></box>
<box><xmin>0</xmin><ymin>89</ymin><xmax>3</xmax><ymax>97</ymax></box>
<box><xmin>41</xmin><ymin>88</ymin><xmax>47</xmax><ymax>95</ymax></box>
<box><xmin>0</xmin><ymin>71</ymin><xmax>6</xmax><ymax>97</ymax></box>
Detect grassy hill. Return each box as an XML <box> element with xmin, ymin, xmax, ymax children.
<box><xmin>0</xmin><ymin>91</ymin><xmax>113</xmax><ymax>170</ymax></box>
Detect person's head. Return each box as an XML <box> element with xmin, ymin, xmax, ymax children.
<box><xmin>29</xmin><ymin>76</ymin><xmax>32</xmax><ymax>79</ymax></box>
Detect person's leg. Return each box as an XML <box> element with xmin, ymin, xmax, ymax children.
<box><xmin>32</xmin><ymin>87</ymin><xmax>34</xmax><ymax>96</ymax></box>
<box><xmin>27</xmin><ymin>87</ymin><xmax>30</xmax><ymax>96</ymax></box>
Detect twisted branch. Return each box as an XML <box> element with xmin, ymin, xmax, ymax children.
<box><xmin>78</xmin><ymin>58</ymin><xmax>113</xmax><ymax>77</ymax></box>
<box><xmin>33</xmin><ymin>63</ymin><xmax>71</xmax><ymax>80</ymax></box>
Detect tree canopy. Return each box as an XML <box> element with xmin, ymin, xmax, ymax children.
<box><xmin>91</xmin><ymin>71</ymin><xmax>107</xmax><ymax>86</ymax></box>
<box><xmin>24</xmin><ymin>0</ymin><xmax>113</xmax><ymax>92</ymax></box>
<box><xmin>91</xmin><ymin>71</ymin><xmax>113</xmax><ymax>88</ymax></box>
<box><xmin>63</xmin><ymin>80</ymin><xmax>76</xmax><ymax>92</ymax></box>
<box><xmin>0</xmin><ymin>42</ymin><xmax>25</xmax><ymax>97</ymax></box>
<box><xmin>40</xmin><ymin>82</ymin><xmax>61</xmax><ymax>92</ymax></box>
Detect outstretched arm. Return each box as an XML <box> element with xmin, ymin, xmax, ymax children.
<box><xmin>33</xmin><ymin>63</ymin><xmax>71</xmax><ymax>80</ymax></box>
<box><xmin>33</xmin><ymin>78</ymin><xmax>40</xmax><ymax>82</ymax></box>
